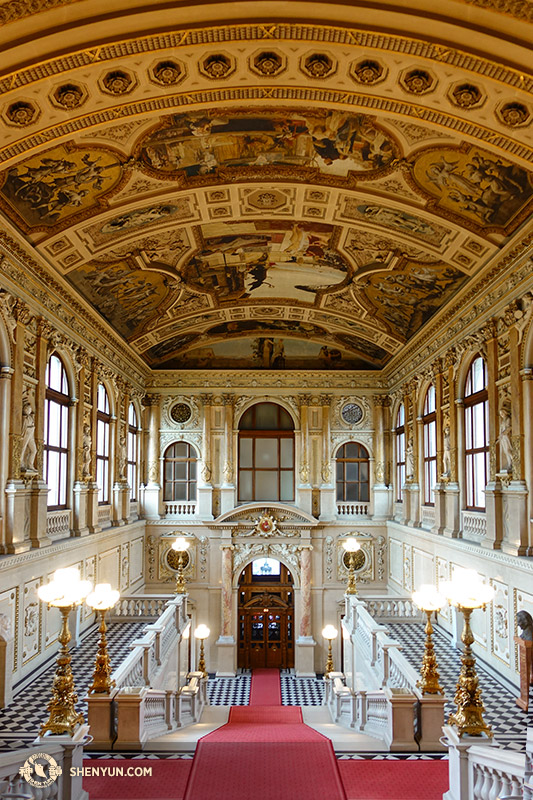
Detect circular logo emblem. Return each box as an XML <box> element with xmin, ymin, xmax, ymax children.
<box><xmin>170</xmin><ymin>402</ymin><xmax>192</xmax><ymax>423</ymax></box>
<box><xmin>341</xmin><ymin>403</ymin><xmax>363</xmax><ymax>425</ymax></box>
<box><xmin>20</xmin><ymin>752</ymin><xmax>62</xmax><ymax>788</ymax></box>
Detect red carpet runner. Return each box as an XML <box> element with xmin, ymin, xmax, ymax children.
<box><xmin>183</xmin><ymin>668</ymin><xmax>347</xmax><ymax>800</ymax></box>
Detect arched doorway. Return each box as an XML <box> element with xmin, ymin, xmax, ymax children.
<box><xmin>237</xmin><ymin>558</ymin><xmax>294</xmax><ymax>669</ymax></box>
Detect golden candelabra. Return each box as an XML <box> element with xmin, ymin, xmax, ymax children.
<box><xmin>197</xmin><ymin>638</ymin><xmax>207</xmax><ymax>678</ymax></box>
<box><xmin>40</xmin><ymin>604</ymin><xmax>85</xmax><ymax>736</ymax></box>
<box><xmin>448</xmin><ymin>605</ymin><xmax>492</xmax><ymax>737</ymax></box>
<box><xmin>346</xmin><ymin>551</ymin><xmax>358</xmax><ymax>595</ymax></box>
<box><xmin>175</xmin><ymin>549</ymin><xmax>187</xmax><ymax>594</ymax></box>
<box><xmin>325</xmin><ymin>638</ymin><xmax>334</xmax><ymax>676</ymax></box>
<box><xmin>418</xmin><ymin>610</ymin><xmax>444</xmax><ymax>695</ymax></box>
<box><xmin>88</xmin><ymin>608</ymin><xmax>116</xmax><ymax>694</ymax></box>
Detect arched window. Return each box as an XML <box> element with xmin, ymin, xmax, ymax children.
<box><xmin>335</xmin><ymin>442</ymin><xmax>370</xmax><ymax>503</ymax></box>
<box><xmin>464</xmin><ymin>356</ymin><xmax>489</xmax><ymax>510</ymax></box>
<box><xmin>238</xmin><ymin>403</ymin><xmax>294</xmax><ymax>503</ymax></box>
<box><xmin>127</xmin><ymin>403</ymin><xmax>138</xmax><ymax>501</ymax></box>
<box><xmin>395</xmin><ymin>404</ymin><xmax>406</xmax><ymax>502</ymax></box>
<box><xmin>422</xmin><ymin>385</ymin><xmax>437</xmax><ymax>505</ymax></box>
<box><xmin>164</xmin><ymin>442</ymin><xmax>197</xmax><ymax>501</ymax></box>
<box><xmin>44</xmin><ymin>354</ymin><xmax>70</xmax><ymax>509</ymax></box>
<box><xmin>96</xmin><ymin>384</ymin><xmax>110</xmax><ymax>504</ymax></box>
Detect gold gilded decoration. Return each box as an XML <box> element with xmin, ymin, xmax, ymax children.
<box><xmin>101</xmin><ymin>70</ymin><xmax>135</xmax><ymax>95</ymax></box>
<box><xmin>449</xmin><ymin>83</ymin><xmax>483</xmax><ymax>109</ymax></box>
<box><xmin>401</xmin><ymin>69</ymin><xmax>435</xmax><ymax>94</ymax></box>
<box><xmin>5</xmin><ymin>101</ymin><xmax>39</xmax><ymax>127</ymax></box>
<box><xmin>300</xmin><ymin>53</ymin><xmax>336</xmax><ymax>79</ymax></box>
<box><xmin>200</xmin><ymin>54</ymin><xmax>235</xmax><ymax>80</ymax></box>
<box><xmin>350</xmin><ymin>59</ymin><xmax>385</xmax><ymax>85</ymax></box>
<box><xmin>40</xmin><ymin>605</ymin><xmax>85</xmax><ymax>736</ymax></box>
<box><xmin>151</xmin><ymin>61</ymin><xmax>184</xmax><ymax>86</ymax></box>
<box><xmin>418</xmin><ymin>610</ymin><xmax>444</xmax><ymax>694</ymax></box>
<box><xmin>254</xmin><ymin>513</ymin><xmax>279</xmax><ymax>537</ymax></box>
<box><xmin>448</xmin><ymin>606</ymin><xmax>493</xmax><ymax>737</ymax></box>
<box><xmin>497</xmin><ymin>102</ymin><xmax>530</xmax><ymax>127</ymax></box>
<box><xmin>251</xmin><ymin>51</ymin><xmax>285</xmax><ymax>77</ymax></box>
<box><xmin>53</xmin><ymin>84</ymin><xmax>85</xmax><ymax>110</ymax></box>
<box><xmin>88</xmin><ymin>609</ymin><xmax>116</xmax><ymax>694</ymax></box>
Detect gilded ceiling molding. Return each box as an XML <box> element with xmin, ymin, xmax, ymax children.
<box><xmin>148</xmin><ymin>372</ymin><xmax>388</xmax><ymax>390</ymax></box>
<box><xmin>0</xmin><ymin>23</ymin><xmax>530</xmax><ymax>96</ymax></box>
<box><xmin>1</xmin><ymin>86</ymin><xmax>532</xmax><ymax>168</ymax></box>
<box><xmin>0</xmin><ymin>229</ymin><xmax>148</xmax><ymax>385</ymax></box>
<box><xmin>462</xmin><ymin>0</ymin><xmax>533</xmax><ymax>22</ymax></box>
<box><xmin>0</xmin><ymin>0</ymin><xmax>82</xmax><ymax>25</ymax></box>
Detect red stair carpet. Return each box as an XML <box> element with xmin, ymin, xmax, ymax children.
<box><xmin>339</xmin><ymin>759</ymin><xmax>449</xmax><ymax>800</ymax></box>
<box><xmin>183</xmin><ymin>668</ymin><xmax>347</xmax><ymax>800</ymax></box>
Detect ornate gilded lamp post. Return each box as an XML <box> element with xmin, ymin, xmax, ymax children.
<box><xmin>322</xmin><ymin>625</ymin><xmax>338</xmax><ymax>676</ymax></box>
<box><xmin>442</xmin><ymin>569</ymin><xmax>495</xmax><ymax>737</ymax></box>
<box><xmin>37</xmin><ymin>568</ymin><xmax>92</xmax><ymax>736</ymax></box>
<box><xmin>172</xmin><ymin>536</ymin><xmax>190</xmax><ymax>594</ymax></box>
<box><xmin>343</xmin><ymin>537</ymin><xmax>361</xmax><ymax>595</ymax></box>
<box><xmin>412</xmin><ymin>584</ymin><xmax>445</xmax><ymax>695</ymax></box>
<box><xmin>194</xmin><ymin>624</ymin><xmax>210</xmax><ymax>678</ymax></box>
<box><xmin>86</xmin><ymin>584</ymin><xmax>120</xmax><ymax>694</ymax></box>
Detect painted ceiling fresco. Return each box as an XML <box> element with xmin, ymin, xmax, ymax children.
<box><xmin>1</xmin><ymin>80</ymin><xmax>532</xmax><ymax>370</ymax></box>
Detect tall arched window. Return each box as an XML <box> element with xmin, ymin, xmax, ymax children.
<box><xmin>164</xmin><ymin>442</ymin><xmax>197</xmax><ymax>501</ymax></box>
<box><xmin>422</xmin><ymin>385</ymin><xmax>437</xmax><ymax>506</ymax></box>
<box><xmin>464</xmin><ymin>356</ymin><xmax>489</xmax><ymax>510</ymax></box>
<box><xmin>44</xmin><ymin>353</ymin><xmax>70</xmax><ymax>509</ymax></box>
<box><xmin>335</xmin><ymin>442</ymin><xmax>370</xmax><ymax>503</ymax></box>
<box><xmin>127</xmin><ymin>403</ymin><xmax>138</xmax><ymax>501</ymax></box>
<box><xmin>238</xmin><ymin>403</ymin><xmax>294</xmax><ymax>503</ymax></box>
<box><xmin>96</xmin><ymin>384</ymin><xmax>110</xmax><ymax>504</ymax></box>
<box><xmin>395</xmin><ymin>404</ymin><xmax>406</xmax><ymax>502</ymax></box>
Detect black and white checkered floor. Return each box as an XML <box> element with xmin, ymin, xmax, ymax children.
<box><xmin>0</xmin><ymin>622</ymin><xmax>146</xmax><ymax>753</ymax></box>
<box><xmin>1</xmin><ymin>618</ymin><xmax>528</xmax><ymax>757</ymax></box>
<box><xmin>387</xmin><ymin>622</ymin><xmax>530</xmax><ymax>752</ymax></box>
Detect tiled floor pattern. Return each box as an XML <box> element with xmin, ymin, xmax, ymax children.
<box><xmin>0</xmin><ymin>622</ymin><xmax>146</xmax><ymax>752</ymax></box>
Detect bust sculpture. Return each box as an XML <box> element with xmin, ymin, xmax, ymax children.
<box><xmin>516</xmin><ymin>609</ymin><xmax>533</xmax><ymax>641</ymax></box>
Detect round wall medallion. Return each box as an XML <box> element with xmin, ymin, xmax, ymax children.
<box><xmin>166</xmin><ymin>548</ymin><xmax>191</xmax><ymax>571</ymax></box>
<box><xmin>342</xmin><ymin>549</ymin><xmax>366</xmax><ymax>572</ymax></box>
<box><xmin>341</xmin><ymin>403</ymin><xmax>363</xmax><ymax>425</ymax></box>
<box><xmin>170</xmin><ymin>403</ymin><xmax>192</xmax><ymax>423</ymax></box>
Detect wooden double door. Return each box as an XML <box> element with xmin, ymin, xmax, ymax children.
<box><xmin>238</xmin><ymin>593</ymin><xmax>294</xmax><ymax>669</ymax></box>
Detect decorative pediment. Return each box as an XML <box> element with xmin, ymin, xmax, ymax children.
<box><xmin>215</xmin><ymin>503</ymin><xmax>318</xmax><ymax>540</ymax></box>
<box><xmin>244</xmin><ymin>593</ymin><xmax>289</xmax><ymax>610</ymax></box>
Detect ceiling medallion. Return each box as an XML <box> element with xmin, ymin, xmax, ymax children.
<box><xmin>350</xmin><ymin>59</ymin><xmax>385</xmax><ymax>85</ymax></box>
<box><xmin>251</xmin><ymin>51</ymin><xmax>285</xmax><ymax>77</ymax></box>
<box><xmin>102</xmin><ymin>70</ymin><xmax>135</xmax><ymax>95</ymax></box>
<box><xmin>53</xmin><ymin>84</ymin><xmax>85</xmax><ymax>109</ymax></box>
<box><xmin>341</xmin><ymin>403</ymin><xmax>363</xmax><ymax>425</ymax></box>
<box><xmin>170</xmin><ymin>403</ymin><xmax>192</xmax><ymax>423</ymax></box>
<box><xmin>401</xmin><ymin>69</ymin><xmax>435</xmax><ymax>94</ymax></box>
<box><xmin>5</xmin><ymin>101</ymin><xmax>39</xmax><ymax>126</ymax></box>
<box><xmin>450</xmin><ymin>83</ymin><xmax>482</xmax><ymax>109</ymax></box>
<box><xmin>301</xmin><ymin>53</ymin><xmax>336</xmax><ymax>79</ymax></box>
<box><xmin>200</xmin><ymin>54</ymin><xmax>235</xmax><ymax>79</ymax></box>
<box><xmin>498</xmin><ymin>102</ymin><xmax>530</xmax><ymax>127</ymax></box>
<box><xmin>254</xmin><ymin>513</ymin><xmax>279</xmax><ymax>537</ymax></box>
<box><xmin>152</xmin><ymin>60</ymin><xmax>183</xmax><ymax>85</ymax></box>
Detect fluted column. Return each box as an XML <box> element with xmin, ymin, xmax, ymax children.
<box><xmin>319</xmin><ymin>395</ymin><xmax>335</xmax><ymax>520</ymax></box>
<box><xmin>520</xmin><ymin>368</ymin><xmax>533</xmax><ymax>556</ymax></box>
<box><xmin>483</xmin><ymin>326</ymin><xmax>503</xmax><ymax>550</ymax></box>
<box><xmin>372</xmin><ymin>395</ymin><xmax>392</xmax><ymax>520</ymax></box>
<box><xmin>0</xmin><ymin>367</ymin><xmax>13</xmax><ymax>553</ymax></box>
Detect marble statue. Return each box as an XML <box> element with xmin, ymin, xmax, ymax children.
<box><xmin>20</xmin><ymin>399</ymin><xmax>37</xmax><ymax>472</ymax></box>
<box><xmin>517</xmin><ymin>610</ymin><xmax>533</xmax><ymax>642</ymax></box>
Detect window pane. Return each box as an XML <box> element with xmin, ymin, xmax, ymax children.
<box><xmin>336</xmin><ymin>461</ymin><xmax>343</xmax><ymax>481</ymax></box>
<box><xmin>173</xmin><ymin>482</ymin><xmax>187</xmax><ymax>500</ymax></box>
<box><xmin>129</xmin><ymin>403</ymin><xmax>137</xmax><ymax>426</ymax></box>
<box><xmin>239</xmin><ymin>438</ymin><xmax>253</xmax><ymax>468</ymax></box>
<box><xmin>346</xmin><ymin>482</ymin><xmax>359</xmax><ymax>501</ymax></box>
<box><xmin>257</xmin><ymin>438</ymin><xmax>278</xmax><ymax>467</ymax></box>
<box><xmin>170</xmin><ymin>442</ymin><xmax>188</xmax><ymax>458</ymax></box>
<box><xmin>165</xmin><ymin>461</ymin><xmax>173</xmax><ymax>481</ymax></box>
<box><xmin>280</xmin><ymin>438</ymin><xmax>293</xmax><ymax>467</ymax></box>
<box><xmin>345</xmin><ymin>442</ymin><xmax>358</xmax><ymax>458</ymax></box>
<box><xmin>346</xmin><ymin>462</ymin><xmax>358</xmax><ymax>481</ymax></box>
<box><xmin>48</xmin><ymin>402</ymin><xmax>61</xmax><ymax>447</ymax></box>
<box><xmin>173</xmin><ymin>462</ymin><xmax>187</xmax><ymax>480</ymax></box>
<box><xmin>239</xmin><ymin>470</ymin><xmax>253</xmax><ymax>501</ymax></box>
<box><xmin>189</xmin><ymin>460</ymin><xmax>197</xmax><ymax>479</ymax></box>
<box><xmin>360</xmin><ymin>461</ymin><xmax>369</xmax><ymax>482</ymax></box>
<box><xmin>255</xmin><ymin>471</ymin><xmax>278</xmax><ymax>501</ymax></box>
<box><xmin>189</xmin><ymin>480</ymin><xmax>197</xmax><ymax>499</ymax></box>
<box><xmin>255</xmin><ymin>403</ymin><xmax>278</xmax><ymax>429</ymax></box>
<box><xmin>46</xmin><ymin>450</ymin><xmax>60</xmax><ymax>506</ymax></box>
<box><xmin>280</xmin><ymin>470</ymin><xmax>294</xmax><ymax>502</ymax></box>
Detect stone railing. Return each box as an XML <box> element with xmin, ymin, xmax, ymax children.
<box><xmin>342</xmin><ymin>595</ymin><xmax>447</xmax><ymax>751</ymax></box>
<box><xmin>365</xmin><ymin>596</ymin><xmax>423</xmax><ymax>622</ymax></box>
<box><xmin>444</xmin><ymin>724</ymin><xmax>531</xmax><ymax>800</ymax></box>
<box><xmin>110</xmin><ymin>594</ymin><xmax>172</xmax><ymax>621</ymax></box>
<box><xmin>421</xmin><ymin>505</ymin><xmax>436</xmax><ymax>530</ymax></box>
<box><xmin>336</xmin><ymin>503</ymin><xmax>369</xmax><ymax>517</ymax></box>
<box><xmin>46</xmin><ymin>508</ymin><xmax>71</xmax><ymax>539</ymax></box>
<box><xmin>98</xmin><ymin>504</ymin><xmax>112</xmax><ymax>527</ymax></box>
<box><xmin>0</xmin><ymin>737</ymin><xmax>86</xmax><ymax>800</ymax></box>
<box><xmin>114</xmin><ymin>673</ymin><xmax>208</xmax><ymax>750</ymax></box>
<box><xmin>460</xmin><ymin>509</ymin><xmax>487</xmax><ymax>541</ymax></box>
<box><xmin>164</xmin><ymin>502</ymin><xmax>196</xmax><ymax>517</ymax></box>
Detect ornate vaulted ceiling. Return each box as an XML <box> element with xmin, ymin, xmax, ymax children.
<box><xmin>0</xmin><ymin>0</ymin><xmax>532</xmax><ymax>372</ymax></box>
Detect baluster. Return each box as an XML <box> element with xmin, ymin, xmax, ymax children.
<box><xmin>479</xmin><ymin>767</ymin><xmax>494</xmax><ymax>800</ymax></box>
<box><xmin>487</xmin><ymin>768</ymin><xmax>502</xmax><ymax>800</ymax></box>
